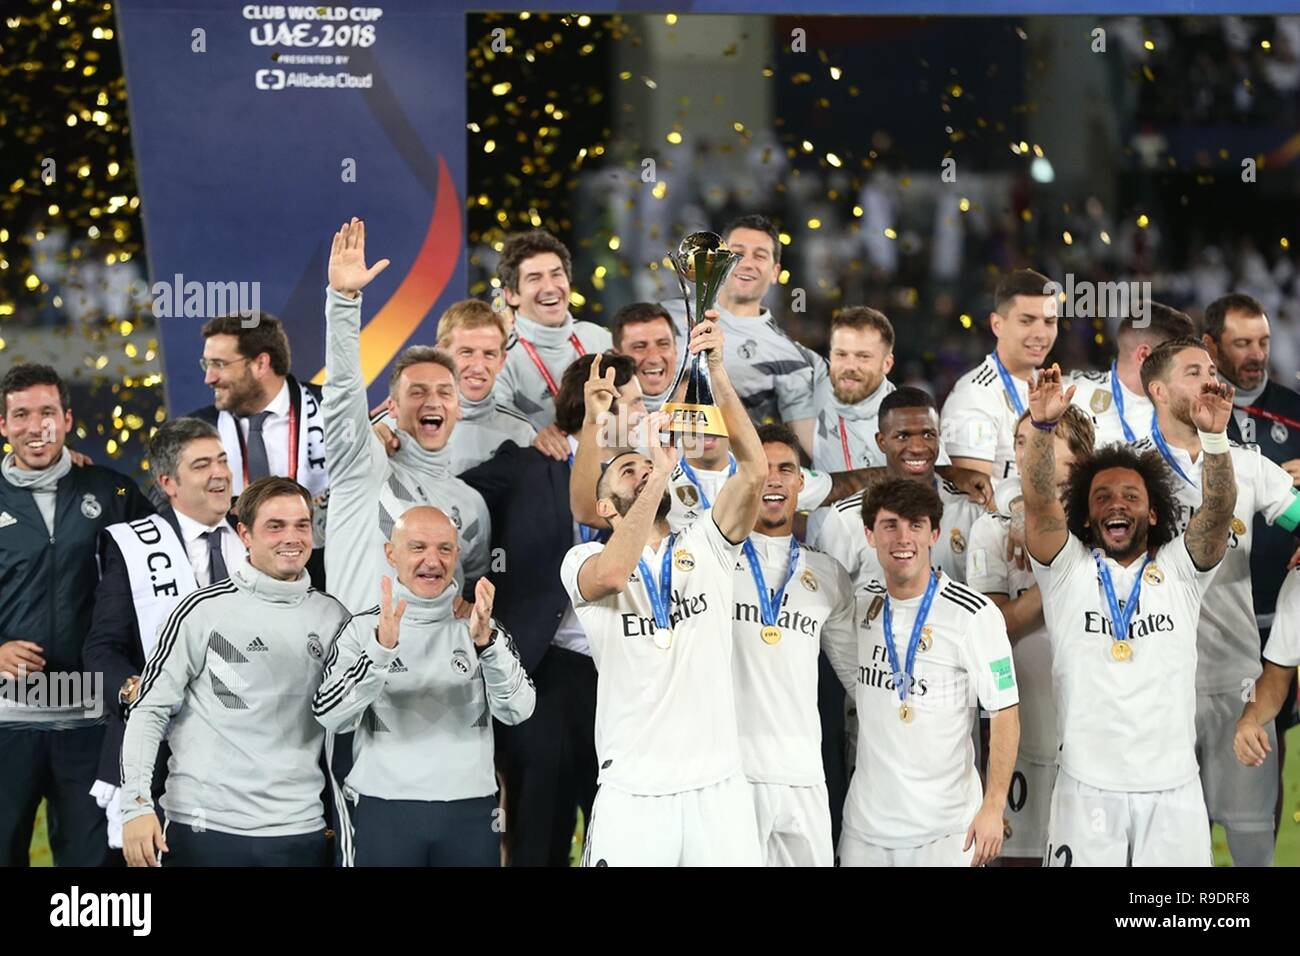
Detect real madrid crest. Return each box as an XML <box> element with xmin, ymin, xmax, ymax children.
<box><xmin>306</xmin><ymin>633</ymin><xmax>324</xmax><ymax>660</ymax></box>
<box><xmin>919</xmin><ymin>625</ymin><xmax>934</xmax><ymax>652</ymax></box>
<box><xmin>450</xmin><ymin>505</ymin><xmax>463</xmax><ymax>529</ymax></box>
<box><xmin>80</xmin><ymin>493</ymin><xmax>102</xmax><ymax>519</ymax></box>
<box><xmin>1272</xmin><ymin>422</ymin><xmax>1289</xmax><ymax>444</ymax></box>
<box><xmin>801</xmin><ymin>569</ymin><xmax>817</xmax><ymax>592</ymax></box>
<box><xmin>451</xmin><ymin>648</ymin><xmax>472</xmax><ymax>676</ymax></box>
<box><xmin>674</xmin><ymin>549</ymin><xmax>695</xmax><ymax>572</ymax></box>
<box><xmin>738</xmin><ymin>339</ymin><xmax>758</xmax><ymax>360</ymax></box>
<box><xmin>676</xmin><ymin>484</ymin><xmax>700</xmax><ymax>508</ymax></box>
<box><xmin>1230</xmin><ymin>517</ymin><xmax>1246</xmax><ymax>536</ymax></box>
<box><xmin>1090</xmin><ymin>389</ymin><xmax>1112</xmax><ymax>414</ymax></box>
<box><xmin>950</xmin><ymin>528</ymin><xmax>966</xmax><ymax>554</ymax></box>
<box><xmin>1142</xmin><ymin>563</ymin><xmax>1164</xmax><ymax>586</ymax></box>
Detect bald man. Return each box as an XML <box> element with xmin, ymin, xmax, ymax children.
<box><xmin>313</xmin><ymin>506</ymin><xmax>535</xmax><ymax>866</ymax></box>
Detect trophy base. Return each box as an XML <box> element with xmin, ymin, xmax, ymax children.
<box><xmin>663</xmin><ymin>401</ymin><xmax>729</xmax><ymax>438</ymax></box>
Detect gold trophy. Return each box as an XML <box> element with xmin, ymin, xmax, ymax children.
<box><xmin>663</xmin><ymin>231</ymin><xmax>739</xmax><ymax>438</ymax></box>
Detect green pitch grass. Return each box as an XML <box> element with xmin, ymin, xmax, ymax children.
<box><xmin>31</xmin><ymin>727</ymin><xmax>1300</xmax><ymax>866</ymax></box>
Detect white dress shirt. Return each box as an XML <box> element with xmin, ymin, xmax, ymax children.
<box><xmin>237</xmin><ymin>379</ymin><xmax>291</xmax><ymax>478</ymax></box>
<box><xmin>174</xmin><ymin>508</ymin><xmax>243</xmax><ymax>588</ymax></box>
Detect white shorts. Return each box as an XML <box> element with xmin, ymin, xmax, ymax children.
<box><xmin>581</xmin><ymin>774</ymin><xmax>761</xmax><ymax>867</ymax></box>
<box><xmin>1045</xmin><ymin>770</ymin><xmax>1211</xmax><ymax>867</ymax></box>
<box><xmin>837</xmin><ymin>828</ymin><xmax>975</xmax><ymax>867</ymax></box>
<box><xmin>1195</xmin><ymin>689</ymin><xmax>1278</xmax><ymax>831</ymax></box>
<box><xmin>750</xmin><ymin>781</ymin><xmax>833</xmax><ymax>867</ymax></box>
<box><xmin>1002</xmin><ymin>758</ymin><xmax>1057</xmax><ymax>859</ymax></box>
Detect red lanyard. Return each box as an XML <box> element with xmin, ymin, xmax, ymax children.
<box><xmin>234</xmin><ymin>400</ymin><xmax>298</xmax><ymax>486</ymax></box>
<box><xmin>1235</xmin><ymin>404</ymin><xmax>1300</xmax><ymax>432</ymax></box>
<box><xmin>518</xmin><ymin>334</ymin><xmax>586</xmax><ymax>396</ymax></box>
<box><xmin>838</xmin><ymin>416</ymin><xmax>854</xmax><ymax>470</ymax></box>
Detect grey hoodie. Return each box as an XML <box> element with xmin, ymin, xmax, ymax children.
<box><xmin>322</xmin><ymin>287</ymin><xmax>492</xmax><ymax>614</ymax></box>
<box><xmin>119</xmin><ymin>557</ymin><xmax>350</xmax><ymax>836</ymax></box>
<box><xmin>313</xmin><ymin>578</ymin><xmax>534</xmax><ymax>801</ymax></box>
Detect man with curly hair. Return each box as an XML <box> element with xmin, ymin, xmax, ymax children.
<box><xmin>1021</xmin><ymin>364</ymin><xmax>1237</xmax><ymax>867</ymax></box>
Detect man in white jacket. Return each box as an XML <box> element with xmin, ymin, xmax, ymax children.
<box><xmin>314</xmin><ymin>506</ymin><xmax>534</xmax><ymax>866</ymax></box>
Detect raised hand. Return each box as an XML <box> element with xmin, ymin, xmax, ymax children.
<box><xmin>688</xmin><ymin>309</ymin><xmax>724</xmax><ymax>368</ymax></box>
<box><xmin>328</xmin><ymin>218</ymin><xmax>391</xmax><ymax>299</ymax></box>
<box><xmin>583</xmin><ymin>353</ymin><xmax>619</xmax><ymax>427</ymax></box>
<box><xmin>376</xmin><ymin>575</ymin><xmax>406</xmax><ymax>649</ymax></box>
<box><xmin>1190</xmin><ymin>380</ymin><xmax>1235</xmax><ymax>435</ymax></box>
<box><xmin>469</xmin><ymin>578</ymin><xmax>496</xmax><ymax>647</ymax></box>
<box><xmin>1027</xmin><ymin>364</ymin><xmax>1075</xmax><ymax>424</ymax></box>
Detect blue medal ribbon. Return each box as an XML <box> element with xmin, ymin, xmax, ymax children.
<box><xmin>741</xmin><ymin>535</ymin><xmax>802</xmax><ymax>629</ymax></box>
<box><xmin>637</xmin><ymin>533</ymin><xmax>677</xmax><ymax>631</ymax></box>
<box><xmin>679</xmin><ymin>452</ymin><xmax>736</xmax><ymax>510</ymax></box>
<box><xmin>1150</xmin><ymin>419</ymin><xmax>1194</xmax><ymax>485</ymax></box>
<box><xmin>1109</xmin><ymin>361</ymin><xmax>1137</xmax><ymax>443</ymax></box>
<box><xmin>991</xmin><ymin>352</ymin><xmax>1026</xmax><ymax>417</ymax></box>
<box><xmin>882</xmin><ymin>570</ymin><xmax>940</xmax><ymax>705</ymax></box>
<box><xmin>1092</xmin><ymin>552</ymin><xmax>1151</xmax><ymax>647</ymax></box>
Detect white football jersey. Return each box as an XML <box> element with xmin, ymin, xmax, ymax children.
<box><xmin>841</xmin><ymin>572</ymin><xmax>1019</xmax><ymax>848</ymax></box>
<box><xmin>730</xmin><ymin>534</ymin><xmax>857</xmax><ymax>786</ymax></box>
<box><xmin>1031</xmin><ymin>533</ymin><xmax>1216</xmax><ymax>792</ymax></box>
<box><xmin>560</xmin><ymin>514</ymin><xmax>743</xmax><ymax>795</ymax></box>
<box><xmin>1264</xmin><ymin>567</ymin><xmax>1300</xmax><ymax>668</ymax></box>
<box><xmin>813</xmin><ymin>478</ymin><xmax>983</xmax><ymax>589</ymax></box>
<box><xmin>940</xmin><ymin>353</ymin><xmax>1028</xmax><ymax>484</ymax></box>
<box><xmin>966</xmin><ymin>512</ymin><xmax>1058</xmax><ymax>764</ymax></box>
<box><xmin>1066</xmin><ymin>366</ymin><xmax>1154</xmax><ymax>449</ymax></box>
<box><xmin>666</xmin><ymin>460</ymin><xmax>827</xmax><ymax>533</ymax></box>
<box><xmin>1131</xmin><ymin>437</ymin><xmax>1296</xmax><ymax>694</ymax></box>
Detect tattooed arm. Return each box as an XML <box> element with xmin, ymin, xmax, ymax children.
<box><xmin>1021</xmin><ymin>366</ymin><xmax>1073</xmax><ymax>565</ymax></box>
<box><xmin>1184</xmin><ymin>382</ymin><xmax>1238</xmax><ymax>571</ymax></box>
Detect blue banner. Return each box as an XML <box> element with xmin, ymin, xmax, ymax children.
<box><xmin>116</xmin><ymin>0</ymin><xmax>466</xmax><ymax>413</ymax></box>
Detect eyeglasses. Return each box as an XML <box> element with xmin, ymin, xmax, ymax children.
<box><xmin>199</xmin><ymin>356</ymin><xmax>252</xmax><ymax>373</ymax></box>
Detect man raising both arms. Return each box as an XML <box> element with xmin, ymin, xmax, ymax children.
<box><xmin>560</xmin><ymin>315</ymin><xmax>766</xmax><ymax>866</ymax></box>
<box><xmin>1022</xmin><ymin>365</ymin><xmax>1236</xmax><ymax>866</ymax></box>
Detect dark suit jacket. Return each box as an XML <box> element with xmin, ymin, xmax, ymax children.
<box><xmin>460</xmin><ymin>441</ymin><xmax>584</xmax><ymax>675</ymax></box>
<box><xmin>83</xmin><ymin>506</ymin><xmax>236</xmax><ymax>784</ymax></box>
<box><xmin>187</xmin><ymin>373</ymin><xmax>327</xmax><ymax>589</ymax></box>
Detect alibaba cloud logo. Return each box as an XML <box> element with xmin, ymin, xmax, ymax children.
<box><xmin>255</xmin><ymin>69</ymin><xmax>286</xmax><ymax>91</ymax></box>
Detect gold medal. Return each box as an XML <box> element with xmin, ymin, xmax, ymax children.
<box><xmin>1231</xmin><ymin>517</ymin><xmax>1246</xmax><ymax>536</ymax></box>
<box><xmin>898</xmin><ymin>702</ymin><xmax>914</xmax><ymax>723</ymax></box>
<box><xmin>919</xmin><ymin>625</ymin><xmax>934</xmax><ymax>652</ymax></box>
<box><xmin>1111</xmin><ymin>640</ymin><xmax>1132</xmax><ymax>662</ymax></box>
<box><xmin>761</xmin><ymin>625</ymin><xmax>781</xmax><ymax>645</ymax></box>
